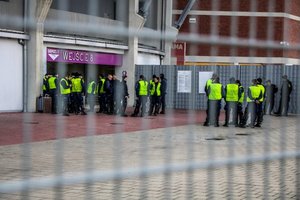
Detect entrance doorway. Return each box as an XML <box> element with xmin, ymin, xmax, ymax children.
<box><xmin>46</xmin><ymin>62</ymin><xmax>116</xmax><ymax>81</ymax></box>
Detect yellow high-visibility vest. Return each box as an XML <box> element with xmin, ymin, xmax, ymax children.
<box><xmin>48</xmin><ymin>77</ymin><xmax>57</xmax><ymax>89</ymax></box>
<box><xmin>149</xmin><ymin>80</ymin><xmax>155</xmax><ymax>95</ymax></box>
<box><xmin>238</xmin><ymin>86</ymin><xmax>245</xmax><ymax>103</ymax></box>
<box><xmin>139</xmin><ymin>80</ymin><xmax>148</xmax><ymax>96</ymax></box>
<box><xmin>247</xmin><ymin>85</ymin><xmax>261</xmax><ymax>102</ymax></box>
<box><xmin>71</xmin><ymin>78</ymin><xmax>82</xmax><ymax>93</ymax></box>
<box><xmin>42</xmin><ymin>77</ymin><xmax>47</xmax><ymax>91</ymax></box>
<box><xmin>225</xmin><ymin>83</ymin><xmax>239</xmax><ymax>102</ymax></box>
<box><xmin>257</xmin><ymin>84</ymin><xmax>265</xmax><ymax>102</ymax></box>
<box><xmin>60</xmin><ymin>78</ymin><xmax>71</xmax><ymax>95</ymax></box>
<box><xmin>87</xmin><ymin>81</ymin><xmax>96</xmax><ymax>94</ymax></box>
<box><xmin>150</xmin><ymin>82</ymin><xmax>161</xmax><ymax>96</ymax></box>
<box><xmin>208</xmin><ymin>83</ymin><xmax>223</xmax><ymax>100</ymax></box>
<box><xmin>98</xmin><ymin>78</ymin><xmax>105</xmax><ymax>94</ymax></box>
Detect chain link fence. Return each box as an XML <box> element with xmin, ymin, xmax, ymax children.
<box><xmin>0</xmin><ymin>0</ymin><xmax>300</xmax><ymax>199</ymax></box>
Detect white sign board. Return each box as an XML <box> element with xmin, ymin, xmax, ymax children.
<box><xmin>199</xmin><ymin>71</ymin><xmax>214</xmax><ymax>94</ymax></box>
<box><xmin>177</xmin><ymin>71</ymin><xmax>192</xmax><ymax>93</ymax></box>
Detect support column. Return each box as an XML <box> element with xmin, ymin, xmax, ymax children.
<box><xmin>26</xmin><ymin>0</ymin><xmax>52</xmax><ymax>112</ymax></box>
<box><xmin>161</xmin><ymin>0</ymin><xmax>178</xmax><ymax>65</ymax></box>
<box><xmin>115</xmin><ymin>0</ymin><xmax>144</xmax><ymax>106</ymax></box>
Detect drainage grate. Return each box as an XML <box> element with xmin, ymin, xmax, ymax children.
<box><xmin>205</xmin><ymin>137</ymin><xmax>226</xmax><ymax>141</ymax></box>
<box><xmin>110</xmin><ymin>122</ymin><xmax>124</xmax><ymax>125</ymax></box>
<box><xmin>236</xmin><ymin>133</ymin><xmax>251</xmax><ymax>136</ymax></box>
<box><xmin>24</xmin><ymin>121</ymin><xmax>39</xmax><ymax>124</ymax></box>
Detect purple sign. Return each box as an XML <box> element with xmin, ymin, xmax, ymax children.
<box><xmin>47</xmin><ymin>48</ymin><xmax>123</xmax><ymax>66</ymax></box>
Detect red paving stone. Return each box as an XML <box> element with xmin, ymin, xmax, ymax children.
<box><xmin>0</xmin><ymin>108</ymin><xmax>225</xmax><ymax>146</ymax></box>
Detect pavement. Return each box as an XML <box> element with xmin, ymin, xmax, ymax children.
<box><xmin>0</xmin><ymin>109</ymin><xmax>299</xmax><ymax>199</ymax></box>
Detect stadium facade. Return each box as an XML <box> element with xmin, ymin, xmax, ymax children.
<box><xmin>0</xmin><ymin>0</ymin><xmax>176</xmax><ymax>112</ymax></box>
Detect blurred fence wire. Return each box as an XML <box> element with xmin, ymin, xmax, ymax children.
<box><xmin>0</xmin><ymin>0</ymin><xmax>300</xmax><ymax>199</ymax></box>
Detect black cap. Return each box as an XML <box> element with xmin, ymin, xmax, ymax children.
<box><xmin>257</xmin><ymin>78</ymin><xmax>262</xmax><ymax>84</ymax></box>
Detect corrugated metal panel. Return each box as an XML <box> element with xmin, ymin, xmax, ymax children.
<box><xmin>152</xmin><ymin>65</ymin><xmax>176</xmax><ymax>109</ymax></box>
<box><xmin>135</xmin><ymin>65</ymin><xmax>299</xmax><ymax>113</ymax></box>
<box><xmin>284</xmin><ymin>65</ymin><xmax>299</xmax><ymax>114</ymax></box>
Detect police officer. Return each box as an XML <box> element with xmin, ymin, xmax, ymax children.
<box><xmin>241</xmin><ymin>79</ymin><xmax>262</xmax><ymax>128</ymax></box>
<box><xmin>275</xmin><ymin>75</ymin><xmax>293</xmax><ymax>116</ymax></box>
<box><xmin>87</xmin><ymin>78</ymin><xmax>96</xmax><ymax>112</ymax></box>
<box><xmin>159</xmin><ymin>73</ymin><xmax>167</xmax><ymax>114</ymax></box>
<box><xmin>97</xmin><ymin>74</ymin><xmax>106</xmax><ymax>113</ymax></box>
<box><xmin>60</xmin><ymin>74</ymin><xmax>71</xmax><ymax>116</ymax></box>
<box><xmin>131</xmin><ymin>75</ymin><xmax>149</xmax><ymax>117</ymax></box>
<box><xmin>71</xmin><ymin>72</ymin><xmax>86</xmax><ymax>115</ymax></box>
<box><xmin>264</xmin><ymin>80</ymin><xmax>278</xmax><ymax>114</ymax></box>
<box><xmin>236</xmin><ymin>80</ymin><xmax>245</xmax><ymax>126</ymax></box>
<box><xmin>223</xmin><ymin>77</ymin><xmax>239</xmax><ymax>127</ymax></box>
<box><xmin>205</xmin><ymin>77</ymin><xmax>224</xmax><ymax>127</ymax></box>
<box><xmin>205</xmin><ymin>73</ymin><xmax>218</xmax><ymax>94</ymax></box>
<box><xmin>48</xmin><ymin>74</ymin><xmax>59</xmax><ymax>114</ymax></box>
<box><xmin>120</xmin><ymin>75</ymin><xmax>129</xmax><ymax>117</ymax></box>
<box><xmin>104</xmin><ymin>74</ymin><xmax>114</xmax><ymax>114</ymax></box>
<box><xmin>203</xmin><ymin>73</ymin><xmax>219</xmax><ymax>126</ymax></box>
<box><xmin>149</xmin><ymin>75</ymin><xmax>157</xmax><ymax>115</ymax></box>
<box><xmin>112</xmin><ymin>74</ymin><xmax>122</xmax><ymax>115</ymax></box>
<box><xmin>255</xmin><ymin>78</ymin><xmax>265</xmax><ymax>127</ymax></box>
<box><xmin>42</xmin><ymin>73</ymin><xmax>49</xmax><ymax>97</ymax></box>
<box><xmin>148</xmin><ymin>76</ymin><xmax>161</xmax><ymax>116</ymax></box>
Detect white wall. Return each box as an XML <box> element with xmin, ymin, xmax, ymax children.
<box><xmin>0</xmin><ymin>38</ymin><xmax>23</xmax><ymax>112</ymax></box>
<box><xmin>137</xmin><ymin>53</ymin><xmax>160</xmax><ymax>65</ymax></box>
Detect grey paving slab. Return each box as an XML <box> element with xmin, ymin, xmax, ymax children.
<box><xmin>0</xmin><ymin>115</ymin><xmax>300</xmax><ymax>199</ymax></box>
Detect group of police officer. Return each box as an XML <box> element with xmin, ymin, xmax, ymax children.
<box><xmin>42</xmin><ymin>72</ymin><xmax>167</xmax><ymax>117</ymax></box>
<box><xmin>203</xmin><ymin>74</ymin><xmax>292</xmax><ymax>128</ymax></box>
<box><xmin>131</xmin><ymin>73</ymin><xmax>167</xmax><ymax>117</ymax></box>
<box><xmin>42</xmin><ymin>72</ymin><xmax>128</xmax><ymax>116</ymax></box>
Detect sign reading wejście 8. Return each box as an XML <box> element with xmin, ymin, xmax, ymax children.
<box><xmin>47</xmin><ymin>48</ymin><xmax>123</xmax><ymax>66</ymax></box>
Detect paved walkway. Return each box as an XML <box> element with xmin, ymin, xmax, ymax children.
<box><xmin>0</xmin><ymin>109</ymin><xmax>206</xmax><ymax>146</ymax></box>
<box><xmin>0</xmin><ymin>110</ymin><xmax>299</xmax><ymax>199</ymax></box>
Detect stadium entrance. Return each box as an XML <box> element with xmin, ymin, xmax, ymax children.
<box><xmin>46</xmin><ymin>47</ymin><xmax>123</xmax><ymax>80</ymax></box>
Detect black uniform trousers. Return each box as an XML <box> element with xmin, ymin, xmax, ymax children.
<box><xmin>256</xmin><ymin>102</ymin><xmax>264</xmax><ymax>125</ymax></box>
<box><xmin>160</xmin><ymin>94</ymin><xmax>166</xmax><ymax>113</ymax></box>
<box><xmin>106</xmin><ymin>94</ymin><xmax>114</xmax><ymax>114</ymax></box>
<box><xmin>87</xmin><ymin>94</ymin><xmax>95</xmax><ymax>112</ymax></box>
<box><xmin>149</xmin><ymin>95</ymin><xmax>160</xmax><ymax>115</ymax></box>
<box><xmin>120</xmin><ymin>96</ymin><xmax>128</xmax><ymax>115</ymax></box>
<box><xmin>98</xmin><ymin>93</ymin><xmax>106</xmax><ymax>113</ymax></box>
<box><xmin>61</xmin><ymin>94</ymin><xmax>70</xmax><ymax>114</ymax></box>
<box><xmin>73</xmin><ymin>92</ymin><xmax>84</xmax><ymax>114</ymax></box>
<box><xmin>237</xmin><ymin>102</ymin><xmax>244</xmax><ymax>125</ymax></box>
<box><xmin>133</xmin><ymin>96</ymin><xmax>148</xmax><ymax>117</ymax></box>
<box><xmin>49</xmin><ymin>89</ymin><xmax>58</xmax><ymax>113</ymax></box>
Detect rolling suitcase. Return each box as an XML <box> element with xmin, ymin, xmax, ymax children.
<box><xmin>36</xmin><ymin>95</ymin><xmax>44</xmax><ymax>113</ymax></box>
<box><xmin>43</xmin><ymin>96</ymin><xmax>52</xmax><ymax>113</ymax></box>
